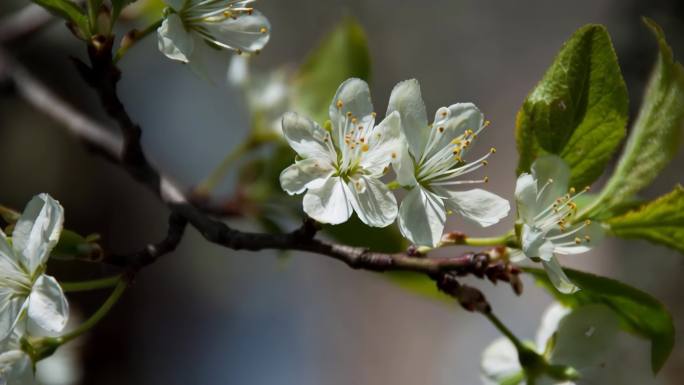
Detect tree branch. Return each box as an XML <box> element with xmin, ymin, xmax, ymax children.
<box><xmin>0</xmin><ymin>35</ymin><xmax>521</xmax><ymax>307</ymax></box>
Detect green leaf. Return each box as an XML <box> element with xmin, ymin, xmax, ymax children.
<box><xmin>587</xmin><ymin>19</ymin><xmax>684</xmax><ymax>218</ymax></box>
<box><xmin>293</xmin><ymin>17</ymin><xmax>371</xmax><ymax>124</ymax></box>
<box><xmin>525</xmin><ymin>267</ymin><xmax>675</xmax><ymax>373</ymax></box>
<box><xmin>607</xmin><ymin>185</ymin><xmax>684</xmax><ymax>254</ymax></box>
<box><xmin>516</xmin><ymin>24</ymin><xmax>628</xmax><ymax>188</ymax></box>
<box><xmin>31</xmin><ymin>0</ymin><xmax>89</xmax><ymax>33</ymax></box>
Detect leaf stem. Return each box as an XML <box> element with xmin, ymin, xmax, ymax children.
<box><xmin>485</xmin><ymin>311</ymin><xmax>525</xmax><ymax>350</ymax></box>
<box><xmin>58</xmin><ymin>279</ymin><xmax>127</xmax><ymax>344</ymax></box>
<box><xmin>417</xmin><ymin>230</ymin><xmax>516</xmax><ymax>254</ymax></box>
<box><xmin>60</xmin><ymin>275</ymin><xmax>121</xmax><ymax>292</ymax></box>
<box><xmin>113</xmin><ymin>18</ymin><xmax>163</xmax><ymax>63</ymax></box>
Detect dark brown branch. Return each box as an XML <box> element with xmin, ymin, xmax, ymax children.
<box><xmin>105</xmin><ymin>213</ymin><xmax>188</xmax><ymax>269</ymax></box>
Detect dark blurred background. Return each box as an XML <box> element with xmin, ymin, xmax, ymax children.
<box><xmin>1</xmin><ymin>0</ymin><xmax>683</xmax><ymax>384</ymax></box>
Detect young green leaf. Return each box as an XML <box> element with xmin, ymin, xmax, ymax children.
<box><xmin>587</xmin><ymin>19</ymin><xmax>684</xmax><ymax>218</ymax></box>
<box><xmin>525</xmin><ymin>267</ymin><xmax>675</xmax><ymax>373</ymax></box>
<box><xmin>607</xmin><ymin>185</ymin><xmax>684</xmax><ymax>254</ymax></box>
<box><xmin>292</xmin><ymin>17</ymin><xmax>371</xmax><ymax>124</ymax></box>
<box><xmin>516</xmin><ymin>24</ymin><xmax>628</xmax><ymax>188</ymax></box>
<box><xmin>31</xmin><ymin>0</ymin><xmax>89</xmax><ymax>34</ymax></box>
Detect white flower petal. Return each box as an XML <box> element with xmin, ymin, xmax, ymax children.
<box><xmin>360</xmin><ymin>111</ymin><xmax>403</xmax><ymax>176</ymax></box>
<box><xmin>550</xmin><ymin>304</ymin><xmax>619</xmax><ymax>369</ymax></box>
<box><xmin>480</xmin><ymin>337</ymin><xmax>523</xmax><ymax>385</ymax></box>
<box><xmin>531</xmin><ymin>155</ymin><xmax>570</xmax><ymax>208</ymax></box>
<box><xmin>542</xmin><ymin>257</ymin><xmax>579</xmax><ymax>294</ymax></box>
<box><xmin>27</xmin><ymin>275</ymin><xmax>69</xmax><ymax>335</ymax></box>
<box><xmin>279</xmin><ymin>158</ymin><xmax>334</xmax><ymax>195</ymax></box>
<box><xmin>157</xmin><ymin>14</ymin><xmax>194</xmax><ymax>63</ymax></box>
<box><xmin>227</xmin><ymin>54</ymin><xmax>249</xmax><ymax>86</ymax></box>
<box><xmin>281</xmin><ymin>112</ymin><xmax>336</xmax><ymax>161</ymax></box>
<box><xmin>0</xmin><ymin>350</ymin><xmax>33</xmax><ymax>384</ymax></box>
<box><xmin>0</xmin><ymin>293</ymin><xmax>27</xmax><ymax>341</ymax></box>
<box><xmin>329</xmin><ymin>78</ymin><xmax>374</xmax><ymax>141</ymax></box>
<box><xmin>442</xmin><ymin>188</ymin><xmax>510</xmax><ymax>227</ymax></box>
<box><xmin>514</xmin><ymin>173</ymin><xmax>539</xmax><ymax>224</ymax></box>
<box><xmin>12</xmin><ymin>193</ymin><xmax>64</xmax><ymax>273</ymax></box>
<box><xmin>428</xmin><ymin>103</ymin><xmax>483</xmax><ymax>159</ymax></box>
<box><xmin>302</xmin><ymin>177</ymin><xmax>354</xmax><ymax>225</ymax></box>
<box><xmin>535</xmin><ymin>303</ymin><xmax>572</xmax><ymax>353</ymax></box>
<box><xmin>521</xmin><ymin>225</ymin><xmax>555</xmax><ymax>261</ymax></box>
<box><xmin>387</xmin><ymin>79</ymin><xmax>429</xmax><ymax>159</ymax></box>
<box><xmin>201</xmin><ymin>10</ymin><xmax>271</xmax><ymax>53</ymax></box>
<box><xmin>394</xmin><ymin>143</ymin><xmax>417</xmax><ymax>187</ymax></box>
<box><xmin>348</xmin><ymin>176</ymin><xmax>398</xmax><ymax>228</ymax></box>
<box><xmin>398</xmin><ymin>187</ymin><xmax>446</xmax><ymax>247</ymax></box>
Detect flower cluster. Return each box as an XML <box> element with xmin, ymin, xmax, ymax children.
<box><xmin>279</xmin><ymin>78</ymin><xmax>510</xmax><ymax>246</ymax></box>
<box><xmin>158</xmin><ymin>0</ymin><xmax>271</xmax><ymax>74</ymax></box>
<box><xmin>0</xmin><ymin>194</ymin><xmax>70</xmax><ymax>383</ymax></box>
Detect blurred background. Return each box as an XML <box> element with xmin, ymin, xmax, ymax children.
<box><xmin>1</xmin><ymin>0</ymin><xmax>683</xmax><ymax>384</ymax></box>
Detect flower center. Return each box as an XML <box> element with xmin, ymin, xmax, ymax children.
<box><xmin>416</xmin><ymin>115</ymin><xmax>494</xmax><ymax>188</ymax></box>
<box><xmin>533</xmin><ymin>183</ymin><xmax>595</xmax><ymax>246</ymax></box>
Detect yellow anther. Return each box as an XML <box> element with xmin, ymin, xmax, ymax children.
<box><xmin>361</xmin><ymin>144</ymin><xmax>369</xmax><ymax>152</ymax></box>
<box><xmin>484</xmin><ymin>120</ymin><xmax>491</xmax><ymax>127</ymax></box>
<box><xmin>585</xmin><ymin>219</ymin><xmax>592</xmax><ymax>225</ymax></box>
<box><xmin>260</xmin><ymin>27</ymin><xmax>268</xmax><ymax>33</ymax></box>
<box><xmin>584</xmin><ymin>235</ymin><xmax>592</xmax><ymax>242</ymax></box>
<box><xmin>371</xmin><ymin>112</ymin><xmax>377</xmax><ymax>118</ymax></box>
<box><xmin>490</xmin><ymin>147</ymin><xmax>497</xmax><ymax>153</ymax></box>
<box><xmin>358</xmin><ymin>125</ymin><xmax>364</xmax><ymax>130</ymax></box>
<box><xmin>447</xmin><ymin>210</ymin><xmax>454</xmax><ymax>215</ymax></box>
<box><xmin>359</xmin><ymin>137</ymin><xmax>365</xmax><ymax>143</ymax></box>
<box><xmin>481</xmin><ymin>160</ymin><xmax>489</xmax><ymax>166</ymax></box>
<box><xmin>336</xmin><ymin>100</ymin><xmax>343</xmax><ymax>109</ymax></box>
<box><xmin>351</xmin><ymin>117</ymin><xmax>357</xmax><ymax>124</ymax></box>
<box><xmin>574</xmin><ymin>237</ymin><xmax>582</xmax><ymax>244</ymax></box>
<box><xmin>391</xmin><ymin>152</ymin><xmax>397</xmax><ymax>159</ymax></box>
<box><xmin>441</xmin><ymin>110</ymin><xmax>448</xmax><ymax>118</ymax></box>
<box><xmin>569</xmin><ymin>187</ymin><xmax>576</xmax><ymax>194</ymax></box>
<box><xmin>584</xmin><ymin>186</ymin><xmax>591</xmax><ymax>192</ymax></box>
<box><xmin>438</xmin><ymin>126</ymin><xmax>445</xmax><ymax>133</ymax></box>
<box><xmin>236</xmin><ymin>49</ymin><xmax>243</xmax><ymax>55</ymax></box>
<box><xmin>346</xmin><ymin>111</ymin><xmax>353</xmax><ymax>117</ymax></box>
<box><xmin>483</xmin><ymin>176</ymin><xmax>490</xmax><ymax>183</ymax></box>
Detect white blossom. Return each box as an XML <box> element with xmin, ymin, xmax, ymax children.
<box><xmin>481</xmin><ymin>303</ymin><xmax>657</xmax><ymax>385</ymax></box>
<box><xmin>279</xmin><ymin>78</ymin><xmax>403</xmax><ymax>227</ymax></box>
<box><xmin>388</xmin><ymin>79</ymin><xmax>510</xmax><ymax>247</ymax></box>
<box><xmin>0</xmin><ymin>194</ymin><xmax>69</xmax><ymax>341</ymax></box>
<box><xmin>157</xmin><ymin>0</ymin><xmax>270</xmax><ymax>73</ymax></box>
<box><xmin>0</xmin><ymin>330</ymin><xmax>34</xmax><ymax>384</ymax></box>
<box><xmin>513</xmin><ymin>155</ymin><xmax>604</xmax><ymax>293</ymax></box>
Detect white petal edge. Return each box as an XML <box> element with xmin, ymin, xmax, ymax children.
<box><xmin>387</xmin><ymin>79</ymin><xmax>429</xmax><ymax>159</ymax></box>
<box><xmin>443</xmin><ymin>188</ymin><xmax>510</xmax><ymax>227</ymax></box>
<box><xmin>514</xmin><ymin>173</ymin><xmax>539</xmax><ymax>224</ymax></box>
<box><xmin>201</xmin><ymin>10</ymin><xmax>271</xmax><ymax>53</ymax></box>
<box><xmin>329</xmin><ymin>78</ymin><xmax>374</xmax><ymax>144</ymax></box>
<box><xmin>348</xmin><ymin>176</ymin><xmax>398</xmax><ymax>228</ymax></box>
<box><xmin>157</xmin><ymin>14</ymin><xmax>194</xmax><ymax>63</ymax></box>
<box><xmin>302</xmin><ymin>177</ymin><xmax>354</xmax><ymax>225</ymax></box>
<box><xmin>397</xmin><ymin>187</ymin><xmax>445</xmax><ymax>247</ymax></box>
<box><xmin>535</xmin><ymin>303</ymin><xmax>572</xmax><ymax>353</ymax></box>
<box><xmin>12</xmin><ymin>193</ymin><xmax>64</xmax><ymax>273</ymax></box>
<box><xmin>279</xmin><ymin>158</ymin><xmax>334</xmax><ymax>195</ymax></box>
<box><xmin>542</xmin><ymin>257</ymin><xmax>579</xmax><ymax>294</ymax></box>
<box><xmin>281</xmin><ymin>112</ymin><xmax>336</xmax><ymax>161</ymax></box>
<box><xmin>27</xmin><ymin>275</ymin><xmax>69</xmax><ymax>335</ymax></box>
<box><xmin>360</xmin><ymin>111</ymin><xmax>403</xmax><ymax>176</ymax></box>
